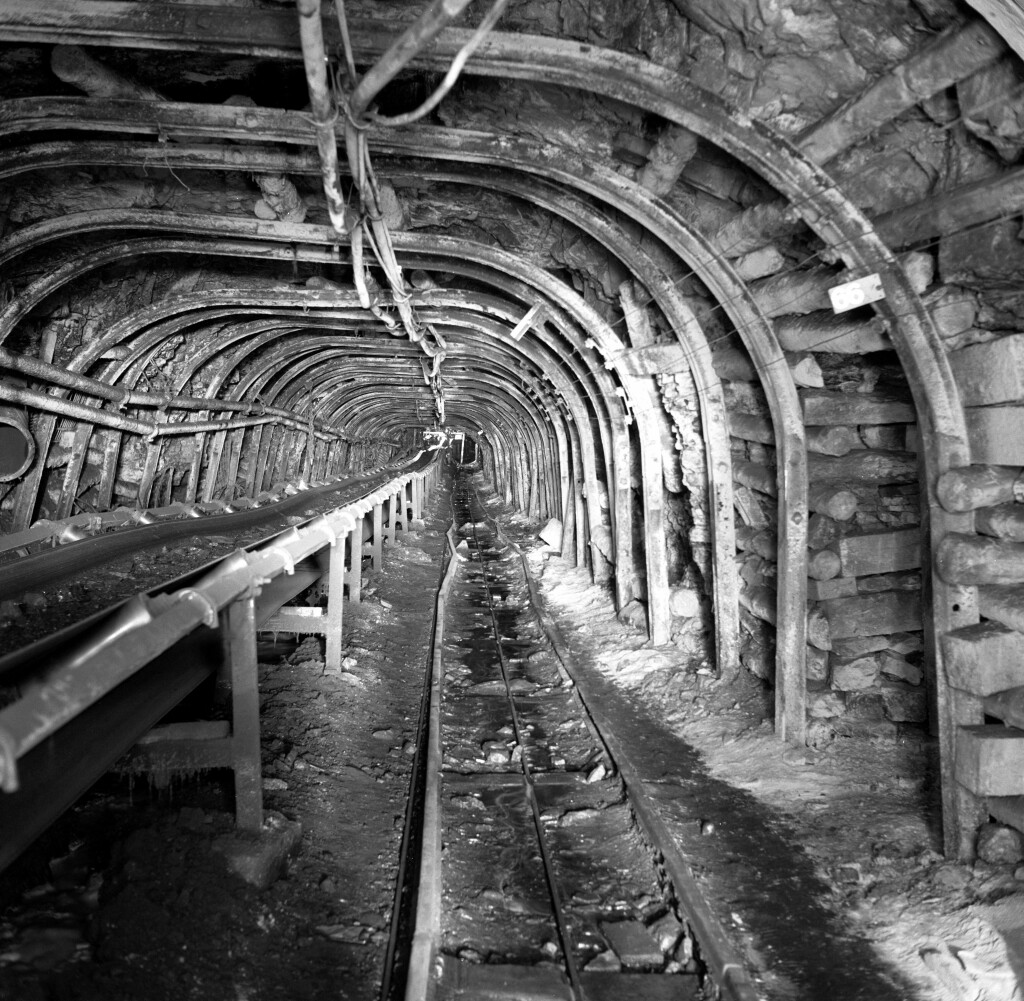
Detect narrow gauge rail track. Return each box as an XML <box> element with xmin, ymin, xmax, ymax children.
<box><xmin>398</xmin><ymin>471</ymin><xmax>759</xmax><ymax>1001</ymax></box>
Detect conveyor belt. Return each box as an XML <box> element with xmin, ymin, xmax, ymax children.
<box><xmin>0</xmin><ymin>455</ymin><xmax>429</xmax><ymax>602</ymax></box>
<box><xmin>0</xmin><ymin>454</ymin><xmax>435</xmax><ymax>873</ymax></box>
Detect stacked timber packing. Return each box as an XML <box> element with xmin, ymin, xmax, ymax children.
<box><xmin>721</xmin><ymin>348</ymin><xmax>926</xmax><ymax>730</ymax></box>
<box><xmin>938</xmin><ymin>333</ymin><xmax>1024</xmax><ymax>839</ymax></box>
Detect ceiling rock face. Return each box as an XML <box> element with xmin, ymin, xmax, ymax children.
<box><xmin>2</xmin><ymin>0</ymin><xmax>1024</xmax><ymax>862</ymax></box>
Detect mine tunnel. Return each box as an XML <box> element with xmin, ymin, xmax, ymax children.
<box><xmin>3</xmin><ymin>0</ymin><xmax>1024</xmax><ymax>998</ymax></box>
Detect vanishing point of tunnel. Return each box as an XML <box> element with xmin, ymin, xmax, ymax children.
<box><xmin>3</xmin><ymin>1</ymin><xmax>1024</xmax><ymax>999</ymax></box>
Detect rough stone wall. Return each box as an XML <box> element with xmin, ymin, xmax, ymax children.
<box><xmin>718</xmin><ymin>342</ymin><xmax>928</xmax><ymax>739</ymax></box>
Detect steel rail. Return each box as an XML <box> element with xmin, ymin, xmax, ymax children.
<box><xmin>480</xmin><ymin>491</ymin><xmax>762</xmax><ymax>1001</ymax></box>
<box><xmin>379</xmin><ymin>513</ymin><xmax>455</xmax><ymax>1001</ymax></box>
<box><xmin>462</xmin><ymin>487</ymin><xmax>584</xmax><ymax>996</ymax></box>
<box><xmin>401</xmin><ymin>518</ymin><xmax>460</xmax><ymax>1001</ymax></box>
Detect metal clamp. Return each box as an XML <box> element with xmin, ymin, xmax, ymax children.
<box><xmin>311</xmin><ymin>519</ymin><xmax>339</xmax><ymax>548</ymax></box>
<box><xmin>176</xmin><ymin>587</ymin><xmax>220</xmax><ymax>628</ymax></box>
<box><xmin>268</xmin><ymin>547</ymin><xmax>296</xmax><ymax>576</ymax></box>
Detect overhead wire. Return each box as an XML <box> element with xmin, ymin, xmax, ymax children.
<box><xmin>324</xmin><ymin>0</ymin><xmax>511</xmax><ymax>426</ymax></box>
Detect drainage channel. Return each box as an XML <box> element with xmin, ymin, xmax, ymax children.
<box><xmin>399</xmin><ymin>470</ymin><xmax>757</xmax><ymax>1001</ymax></box>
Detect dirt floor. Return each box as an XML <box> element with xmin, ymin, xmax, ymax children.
<box><xmin>506</xmin><ymin>515</ymin><xmax>1024</xmax><ymax>1001</ymax></box>
<box><xmin>2</xmin><ymin>470</ymin><xmax>1022</xmax><ymax>1000</ymax></box>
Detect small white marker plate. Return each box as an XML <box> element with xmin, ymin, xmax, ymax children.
<box><xmin>828</xmin><ymin>273</ymin><xmax>884</xmax><ymax>313</ymax></box>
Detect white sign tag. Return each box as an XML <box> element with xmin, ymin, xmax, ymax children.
<box><xmin>828</xmin><ymin>273</ymin><xmax>884</xmax><ymax>313</ymax></box>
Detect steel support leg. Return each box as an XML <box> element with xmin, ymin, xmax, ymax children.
<box><xmin>325</xmin><ymin>532</ymin><xmax>347</xmax><ymax>673</ymax></box>
<box><xmin>387</xmin><ymin>492</ymin><xmax>398</xmax><ymax>544</ymax></box>
<box><xmin>372</xmin><ymin>502</ymin><xmax>383</xmax><ymax>569</ymax></box>
<box><xmin>222</xmin><ymin>596</ymin><xmax>263</xmax><ymax>833</ymax></box>
<box><xmin>347</xmin><ymin>530</ymin><xmax>362</xmax><ymax>604</ymax></box>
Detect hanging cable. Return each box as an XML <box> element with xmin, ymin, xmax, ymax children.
<box><xmin>369</xmin><ymin>0</ymin><xmax>510</xmax><ymax>128</ymax></box>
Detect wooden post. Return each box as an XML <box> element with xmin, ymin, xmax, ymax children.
<box><xmin>222</xmin><ymin>596</ymin><xmax>262</xmax><ymax>834</ymax></box>
<box><xmin>55</xmin><ymin>422</ymin><xmax>95</xmax><ymax>520</ymax></box>
<box><xmin>137</xmin><ymin>434</ymin><xmax>164</xmax><ymax>509</ymax></box>
<box><xmin>324</xmin><ymin>530</ymin><xmax>347</xmax><ymax>673</ymax></box>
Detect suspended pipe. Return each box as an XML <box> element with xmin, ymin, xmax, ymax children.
<box><xmin>0</xmin><ymin>383</ymin><xmax>297</xmax><ymax>439</ymax></box>
<box><xmin>0</xmin><ymin>404</ymin><xmax>36</xmax><ymax>482</ymax></box>
<box><xmin>295</xmin><ymin>0</ymin><xmax>351</xmax><ymax>235</ymax></box>
<box><xmin>0</xmin><ymin>347</ymin><xmax>342</xmax><ymax>439</ymax></box>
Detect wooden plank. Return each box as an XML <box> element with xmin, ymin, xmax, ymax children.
<box><xmin>875</xmin><ymin>165</ymin><xmax>1024</xmax><ymax>248</ymax></box>
<box><xmin>956</xmin><ymin>725</ymin><xmax>1024</xmax><ymax>796</ymax></box>
<box><xmin>983</xmin><ymin>687</ymin><xmax>1024</xmax><ymax>730</ymax></box>
<box><xmin>937</xmin><ymin>464</ymin><xmax>1024</xmax><ymax>513</ymax></box>
<box><xmin>733</xmin><ymin>245</ymin><xmax>786</xmax><ymax>281</ymax></box>
<box><xmin>801</xmin><ymin>389</ymin><xmax>915</xmax><ymax>426</ymax></box>
<box><xmin>738</xmin><ymin>584</ymin><xmax>776</xmax><ymax>625</ymax></box>
<box><xmin>987</xmin><ymin>795</ymin><xmax>1024</xmax><ymax>834</ymax></box>
<box><xmin>713</xmin><ymin>346</ymin><xmax>823</xmax><ymax>387</ymax></box>
<box><xmin>137</xmin><ymin>721</ymin><xmax>230</xmax><ymax>743</ymax></box>
<box><xmin>943</xmin><ymin>620</ymin><xmax>1024</xmax><ymax>696</ymax></box>
<box><xmin>978</xmin><ymin>583</ymin><xmax>1024</xmax><ymax>634</ymax></box>
<box><xmin>807</xmin><ymin>550</ymin><xmax>841</xmax><ymax>581</ymax></box>
<box><xmin>733</xmin><ymin>460</ymin><xmax>776</xmax><ymax>497</ymax></box>
<box><xmin>977</xmin><ymin>504</ymin><xmax>1024</xmax><ymax>542</ymax></box>
<box><xmin>121</xmin><ymin>736</ymin><xmax>234</xmax><ymax>772</ymax></box>
<box><xmin>807</xmin><ymin>449</ymin><xmax>917</xmax><ymax>484</ymax></box>
<box><xmin>807</xmin><ymin>484</ymin><xmax>858</xmax><ymax>520</ymax></box>
<box><xmin>805</xmin><ymin>425</ymin><xmax>860</xmax><ymax>457</ymax></box>
<box><xmin>774</xmin><ymin>312</ymin><xmax>890</xmax><ymax>354</ymax></box>
<box><xmin>807</xmin><ymin>605</ymin><xmax>831</xmax><ymax>651</ymax></box>
<box><xmin>798</xmin><ymin>18</ymin><xmax>1006</xmax><ymax>165</ymax></box>
<box><xmin>938</xmin><ymin>531</ymin><xmax>1024</xmax><ymax>586</ymax></box>
<box><xmin>639</xmin><ymin>122</ymin><xmax>698</xmax><ymax>195</ymax></box>
<box><xmin>807</xmin><ymin>512</ymin><xmax>839</xmax><ymax>549</ymax></box>
<box><xmin>440</xmin><ymin>961</ymin><xmax>572</xmax><ymax>1000</ymax></box>
<box><xmin>821</xmin><ymin>591</ymin><xmax>922</xmax><ymax>638</ymax></box>
<box><xmin>857</xmin><ymin>570</ymin><xmax>921</xmax><ymax>593</ymax></box>
<box><xmin>727</xmin><ymin>412</ymin><xmax>774</xmax><ymax>445</ymax></box>
<box><xmin>860</xmin><ymin>425</ymin><xmax>916</xmax><ymax>452</ymax></box>
<box><xmin>580</xmin><ymin>973</ymin><xmax>701</xmax><ymax>1001</ymax></box>
<box><xmin>260</xmin><ymin>606</ymin><xmax>326</xmax><ymax>635</ymax></box>
<box><xmin>807</xmin><ymin>576</ymin><xmax>857</xmax><ymax>600</ymax></box>
<box><xmin>951</xmin><ymin>334</ymin><xmax>1024</xmax><ymax>406</ymax></box>
<box><xmin>724</xmin><ymin>380</ymin><xmax>769</xmax><ymax>417</ymax></box>
<box><xmin>735</xmin><ymin>525</ymin><xmax>776</xmax><ymax>559</ymax></box>
<box><xmin>837</xmin><ymin>526</ymin><xmax>921</xmax><ymax>577</ymax></box>
<box><xmin>750</xmin><ymin>267</ymin><xmax>835</xmax><ymax>317</ymax></box>
<box><xmin>967</xmin><ymin>406</ymin><xmax>1024</xmax><ymax>464</ymax></box>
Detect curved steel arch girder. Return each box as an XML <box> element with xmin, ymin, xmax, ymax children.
<box><xmin>5</xmin><ymin>214</ymin><xmax>732</xmax><ymax>656</ymax></box>
<box><xmin>299</xmin><ymin>330</ymin><xmax>590</xmax><ymax>525</ymax></box>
